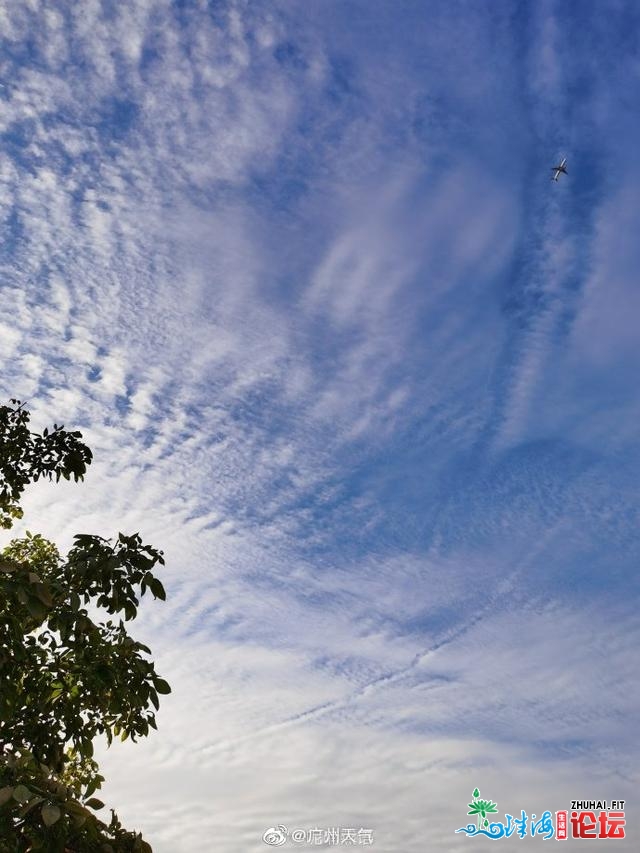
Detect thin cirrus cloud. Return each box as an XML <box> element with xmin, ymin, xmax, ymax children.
<box><xmin>1</xmin><ymin>0</ymin><xmax>639</xmax><ymax>851</ymax></box>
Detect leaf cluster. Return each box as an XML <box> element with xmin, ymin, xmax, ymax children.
<box><xmin>467</xmin><ymin>799</ymin><xmax>499</xmax><ymax>817</ymax></box>
<box><xmin>0</xmin><ymin>748</ymin><xmax>151</xmax><ymax>853</ymax></box>
<box><xmin>0</xmin><ymin>403</ymin><xmax>169</xmax><ymax>851</ymax></box>
<box><xmin>0</xmin><ymin>401</ymin><xmax>92</xmax><ymax>530</ymax></box>
<box><xmin>1</xmin><ymin>532</ymin><xmax>168</xmax><ymax>766</ymax></box>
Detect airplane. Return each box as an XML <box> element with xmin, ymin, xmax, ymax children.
<box><xmin>551</xmin><ymin>157</ymin><xmax>567</xmax><ymax>181</ymax></box>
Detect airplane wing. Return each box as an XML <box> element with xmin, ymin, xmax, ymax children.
<box><xmin>550</xmin><ymin>159</ymin><xmax>567</xmax><ymax>179</ymax></box>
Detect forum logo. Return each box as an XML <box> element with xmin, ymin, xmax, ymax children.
<box><xmin>455</xmin><ymin>786</ymin><xmax>626</xmax><ymax>840</ymax></box>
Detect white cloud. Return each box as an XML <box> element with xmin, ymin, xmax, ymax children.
<box><xmin>91</xmin><ymin>599</ymin><xmax>638</xmax><ymax>852</ymax></box>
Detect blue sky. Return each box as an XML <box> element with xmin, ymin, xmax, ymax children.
<box><xmin>1</xmin><ymin>0</ymin><xmax>639</xmax><ymax>849</ymax></box>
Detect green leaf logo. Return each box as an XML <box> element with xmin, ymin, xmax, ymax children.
<box><xmin>467</xmin><ymin>787</ymin><xmax>499</xmax><ymax>829</ymax></box>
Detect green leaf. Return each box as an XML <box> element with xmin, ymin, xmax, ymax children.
<box><xmin>35</xmin><ymin>584</ymin><xmax>54</xmax><ymax>606</ymax></box>
<box><xmin>473</xmin><ymin>787</ymin><xmax>480</xmax><ymax>798</ymax></box>
<box><xmin>154</xmin><ymin>678</ymin><xmax>171</xmax><ymax>695</ymax></box>
<box><xmin>85</xmin><ymin>797</ymin><xmax>105</xmax><ymax>810</ymax></box>
<box><xmin>85</xmin><ymin>777</ymin><xmax>101</xmax><ymax>798</ymax></box>
<box><xmin>12</xmin><ymin>784</ymin><xmax>31</xmax><ymax>803</ymax></box>
<box><xmin>65</xmin><ymin>800</ymin><xmax>91</xmax><ymax>819</ymax></box>
<box><xmin>26</xmin><ymin>596</ymin><xmax>48</xmax><ymax>622</ymax></box>
<box><xmin>0</xmin><ymin>786</ymin><xmax>14</xmax><ymax>805</ymax></box>
<box><xmin>41</xmin><ymin>802</ymin><xmax>61</xmax><ymax>826</ymax></box>
<box><xmin>48</xmin><ymin>686</ymin><xmax>64</xmax><ymax>703</ymax></box>
<box><xmin>149</xmin><ymin>578</ymin><xmax>166</xmax><ymax>601</ymax></box>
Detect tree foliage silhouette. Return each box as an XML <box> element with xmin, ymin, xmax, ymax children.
<box><xmin>1</xmin><ymin>401</ymin><xmax>169</xmax><ymax>852</ymax></box>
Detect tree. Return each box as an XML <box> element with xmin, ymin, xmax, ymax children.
<box><xmin>0</xmin><ymin>400</ymin><xmax>170</xmax><ymax>852</ymax></box>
